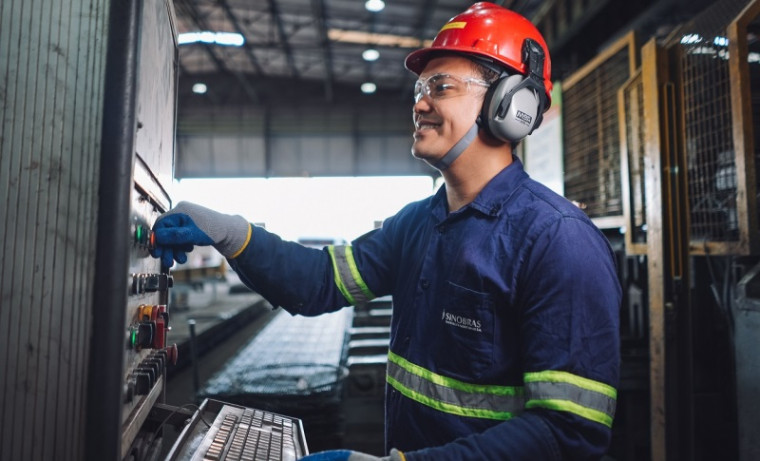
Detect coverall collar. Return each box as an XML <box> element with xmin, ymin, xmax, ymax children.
<box><xmin>431</xmin><ymin>154</ymin><xmax>529</xmax><ymax>222</ymax></box>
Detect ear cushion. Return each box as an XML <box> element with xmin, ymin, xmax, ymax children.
<box><xmin>481</xmin><ymin>74</ymin><xmax>541</xmax><ymax>143</ymax></box>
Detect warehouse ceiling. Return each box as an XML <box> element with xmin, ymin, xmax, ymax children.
<box><xmin>172</xmin><ymin>0</ymin><xmax>493</xmax><ymax>106</ymax></box>
<box><xmin>171</xmin><ymin>0</ymin><xmax>715</xmax><ymax>109</ymax></box>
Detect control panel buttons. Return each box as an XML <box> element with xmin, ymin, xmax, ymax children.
<box><xmin>124</xmin><ymin>381</ymin><xmax>135</xmax><ymax>403</ymax></box>
<box><xmin>131</xmin><ymin>273</ymin><xmax>171</xmax><ymax>295</ymax></box>
<box><xmin>128</xmin><ymin>352</ymin><xmax>168</xmax><ymax>398</ymax></box>
<box><xmin>144</xmin><ymin>274</ymin><xmax>170</xmax><ymax>292</ymax></box>
<box><xmin>156</xmin><ymin>305</ymin><xmax>169</xmax><ymax>328</ymax></box>
<box><xmin>139</xmin><ymin>304</ymin><xmax>154</xmax><ymax>322</ymax></box>
<box><xmin>144</xmin><ymin>274</ymin><xmax>160</xmax><ymax>292</ymax></box>
<box><xmin>154</xmin><ymin>316</ymin><xmax>166</xmax><ymax>349</ymax></box>
<box><xmin>136</xmin><ymin>322</ymin><xmax>155</xmax><ymax>348</ymax></box>
<box><xmin>137</xmin><ymin>365</ymin><xmax>156</xmax><ymax>386</ymax></box>
<box><xmin>129</xmin><ymin>305</ymin><xmax>171</xmax><ymax>350</ymax></box>
<box><xmin>135</xmin><ymin>224</ymin><xmax>144</xmax><ymax>244</ymax></box>
<box><xmin>135</xmin><ymin>371</ymin><xmax>152</xmax><ymax>395</ymax></box>
<box><xmin>133</xmin><ymin>223</ymin><xmax>155</xmax><ymax>248</ymax></box>
<box><xmin>164</xmin><ymin>343</ymin><xmax>178</xmax><ymax>365</ymax></box>
<box><xmin>144</xmin><ymin>357</ymin><xmax>164</xmax><ymax>376</ymax></box>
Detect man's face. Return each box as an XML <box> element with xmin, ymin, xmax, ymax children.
<box><xmin>411</xmin><ymin>55</ymin><xmax>489</xmax><ymax>164</ymax></box>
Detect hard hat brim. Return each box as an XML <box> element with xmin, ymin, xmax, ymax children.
<box><xmin>404</xmin><ymin>47</ymin><xmax>513</xmax><ymax>76</ymax></box>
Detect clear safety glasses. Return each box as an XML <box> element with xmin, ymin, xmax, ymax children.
<box><xmin>413</xmin><ymin>73</ymin><xmax>491</xmax><ymax>103</ymax></box>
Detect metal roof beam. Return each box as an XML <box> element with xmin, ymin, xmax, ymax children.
<box><xmin>175</xmin><ymin>0</ymin><xmax>260</xmax><ymax>103</ymax></box>
<box><xmin>220</xmin><ymin>0</ymin><xmax>265</xmax><ymax>76</ymax></box>
<box><xmin>267</xmin><ymin>0</ymin><xmax>300</xmax><ymax>78</ymax></box>
<box><xmin>310</xmin><ymin>0</ymin><xmax>334</xmax><ymax>101</ymax></box>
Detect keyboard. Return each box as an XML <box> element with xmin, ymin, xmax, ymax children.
<box><xmin>167</xmin><ymin>399</ymin><xmax>308</xmax><ymax>461</ymax></box>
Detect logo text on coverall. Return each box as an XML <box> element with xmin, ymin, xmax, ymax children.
<box><xmin>441</xmin><ymin>310</ymin><xmax>482</xmax><ymax>332</ymax></box>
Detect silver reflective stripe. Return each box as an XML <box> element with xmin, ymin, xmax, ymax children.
<box><xmin>387</xmin><ymin>353</ymin><xmax>525</xmax><ymax>420</ymax></box>
<box><xmin>524</xmin><ymin>371</ymin><xmax>617</xmax><ymax>427</ymax></box>
<box><xmin>328</xmin><ymin>245</ymin><xmax>374</xmax><ymax>305</ymax></box>
<box><xmin>526</xmin><ymin>381</ymin><xmax>616</xmax><ymax>417</ymax></box>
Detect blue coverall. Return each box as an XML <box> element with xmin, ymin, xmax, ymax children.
<box><xmin>229</xmin><ymin>156</ymin><xmax>622</xmax><ymax>460</ymax></box>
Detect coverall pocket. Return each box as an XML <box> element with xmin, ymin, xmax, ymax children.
<box><xmin>435</xmin><ymin>281</ymin><xmax>495</xmax><ymax>380</ymax></box>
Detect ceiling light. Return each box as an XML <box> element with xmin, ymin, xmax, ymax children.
<box><xmin>680</xmin><ymin>33</ymin><xmax>702</xmax><ymax>45</ymax></box>
<box><xmin>178</xmin><ymin>31</ymin><xmax>245</xmax><ymax>47</ymax></box>
<box><xmin>365</xmin><ymin>0</ymin><xmax>385</xmax><ymax>13</ymax></box>
<box><xmin>361</xmin><ymin>82</ymin><xmax>377</xmax><ymax>94</ymax></box>
<box><xmin>362</xmin><ymin>49</ymin><xmax>380</xmax><ymax>61</ymax></box>
<box><xmin>713</xmin><ymin>36</ymin><xmax>729</xmax><ymax>47</ymax></box>
<box><xmin>192</xmin><ymin>83</ymin><xmax>207</xmax><ymax>94</ymax></box>
<box><xmin>328</xmin><ymin>29</ymin><xmax>431</xmax><ymax>48</ymax></box>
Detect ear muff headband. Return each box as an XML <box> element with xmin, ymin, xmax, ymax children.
<box><xmin>479</xmin><ymin>38</ymin><xmax>548</xmax><ymax>143</ymax></box>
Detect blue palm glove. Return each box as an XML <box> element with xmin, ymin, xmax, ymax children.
<box><xmin>299</xmin><ymin>449</ymin><xmax>405</xmax><ymax>461</ymax></box>
<box><xmin>150</xmin><ymin>201</ymin><xmax>251</xmax><ymax>267</ymax></box>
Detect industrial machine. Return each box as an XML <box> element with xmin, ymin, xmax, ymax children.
<box><xmin>118</xmin><ymin>2</ymin><xmax>311</xmax><ymax>460</ymax></box>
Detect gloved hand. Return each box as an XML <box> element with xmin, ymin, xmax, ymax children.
<box><xmin>299</xmin><ymin>448</ymin><xmax>406</xmax><ymax>461</ymax></box>
<box><xmin>150</xmin><ymin>201</ymin><xmax>251</xmax><ymax>267</ymax></box>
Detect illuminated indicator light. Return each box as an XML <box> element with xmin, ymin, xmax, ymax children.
<box><xmin>135</xmin><ymin>225</ymin><xmax>143</xmax><ymax>243</ymax></box>
<box><xmin>149</xmin><ymin>231</ymin><xmax>155</xmax><ymax>248</ymax></box>
<box><xmin>131</xmin><ymin>328</ymin><xmax>138</xmax><ymax>348</ymax></box>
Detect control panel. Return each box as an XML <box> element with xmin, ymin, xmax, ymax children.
<box><xmin>119</xmin><ymin>0</ymin><xmax>179</xmax><ymax>458</ymax></box>
<box><xmin>121</xmin><ymin>157</ymin><xmax>176</xmax><ymax>459</ymax></box>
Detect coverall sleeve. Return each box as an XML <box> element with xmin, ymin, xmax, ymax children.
<box><xmin>227</xmin><ymin>224</ymin><xmax>353</xmax><ymax>315</ymax></box>
<box><xmin>405</xmin><ymin>215</ymin><xmax>622</xmax><ymax>460</ymax></box>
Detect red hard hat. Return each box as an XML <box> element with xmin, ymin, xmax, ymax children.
<box><xmin>405</xmin><ymin>2</ymin><xmax>552</xmax><ymax>105</ymax></box>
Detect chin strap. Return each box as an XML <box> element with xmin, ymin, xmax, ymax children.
<box><xmin>432</xmin><ymin>122</ymin><xmax>479</xmax><ymax>171</ymax></box>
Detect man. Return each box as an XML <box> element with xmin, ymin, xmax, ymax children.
<box><xmin>152</xmin><ymin>3</ymin><xmax>621</xmax><ymax>460</ymax></box>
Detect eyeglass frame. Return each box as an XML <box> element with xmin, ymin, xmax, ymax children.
<box><xmin>413</xmin><ymin>73</ymin><xmax>492</xmax><ymax>104</ymax></box>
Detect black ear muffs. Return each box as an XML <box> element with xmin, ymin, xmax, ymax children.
<box><xmin>478</xmin><ymin>38</ymin><xmax>548</xmax><ymax>143</ymax></box>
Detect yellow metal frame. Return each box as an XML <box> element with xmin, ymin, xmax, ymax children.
<box><xmin>562</xmin><ymin>31</ymin><xmax>640</xmax><ymax>91</ymax></box>
<box><xmin>561</xmin><ymin>30</ymin><xmax>640</xmax><ymax>229</ymax></box>
<box><xmin>719</xmin><ymin>0</ymin><xmax>760</xmax><ymax>255</ymax></box>
<box><xmin>618</xmin><ymin>69</ymin><xmax>648</xmax><ymax>255</ymax></box>
<box><xmin>678</xmin><ymin>0</ymin><xmax>760</xmax><ymax>255</ymax></box>
<box><xmin>640</xmin><ymin>38</ymin><xmax>672</xmax><ymax>461</ymax></box>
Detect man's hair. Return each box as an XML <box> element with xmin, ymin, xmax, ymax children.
<box><xmin>469</xmin><ymin>59</ymin><xmax>500</xmax><ymax>84</ymax></box>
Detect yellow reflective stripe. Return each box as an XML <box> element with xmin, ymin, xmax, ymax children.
<box><xmin>344</xmin><ymin>246</ymin><xmax>375</xmax><ymax>301</ymax></box>
<box><xmin>387</xmin><ymin>375</ymin><xmax>517</xmax><ymax>421</ymax></box>
<box><xmin>327</xmin><ymin>245</ymin><xmax>375</xmax><ymax>305</ymax></box>
<box><xmin>229</xmin><ymin>224</ymin><xmax>252</xmax><ymax>259</ymax></box>
<box><xmin>327</xmin><ymin>246</ymin><xmax>353</xmax><ymax>303</ymax></box>
<box><xmin>387</xmin><ymin>351</ymin><xmax>524</xmax><ymax>421</ymax></box>
<box><xmin>388</xmin><ymin>351</ymin><xmax>521</xmax><ymax>395</ymax></box>
<box><xmin>524</xmin><ymin>370</ymin><xmax>617</xmax><ymax>399</ymax></box>
<box><xmin>524</xmin><ymin>370</ymin><xmax>617</xmax><ymax>428</ymax></box>
<box><xmin>525</xmin><ymin>399</ymin><xmax>614</xmax><ymax>428</ymax></box>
